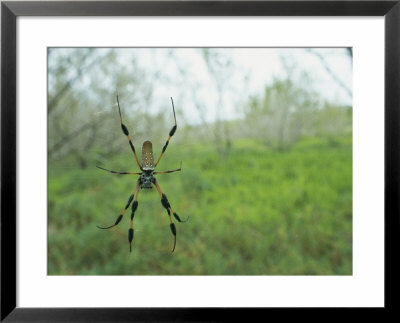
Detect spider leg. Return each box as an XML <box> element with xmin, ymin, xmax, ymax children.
<box><xmin>97</xmin><ymin>179</ymin><xmax>140</xmax><ymax>230</ymax></box>
<box><xmin>154</xmin><ymin>97</ymin><xmax>177</xmax><ymax>168</ymax></box>
<box><xmin>128</xmin><ymin>185</ymin><xmax>141</xmax><ymax>252</ymax></box>
<box><xmin>153</xmin><ymin>178</ymin><xmax>189</xmax><ymax>253</ymax></box>
<box><xmin>116</xmin><ymin>94</ymin><xmax>143</xmax><ymax>171</ymax></box>
<box><xmin>96</xmin><ymin>165</ymin><xmax>142</xmax><ymax>175</ymax></box>
<box><xmin>153</xmin><ymin>161</ymin><xmax>182</xmax><ymax>175</ymax></box>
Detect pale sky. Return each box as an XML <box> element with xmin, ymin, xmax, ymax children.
<box><xmin>51</xmin><ymin>47</ymin><xmax>352</xmax><ymax>125</ymax></box>
<box><xmin>125</xmin><ymin>48</ymin><xmax>352</xmax><ymax>124</ymax></box>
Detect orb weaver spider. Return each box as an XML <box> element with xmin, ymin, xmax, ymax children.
<box><xmin>96</xmin><ymin>95</ymin><xmax>188</xmax><ymax>253</ymax></box>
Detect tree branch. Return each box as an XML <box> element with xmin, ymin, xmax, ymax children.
<box><xmin>307</xmin><ymin>49</ymin><xmax>352</xmax><ymax>99</ymax></box>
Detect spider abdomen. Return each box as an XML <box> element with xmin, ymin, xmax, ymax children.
<box><xmin>142</xmin><ymin>141</ymin><xmax>155</xmax><ymax>170</ymax></box>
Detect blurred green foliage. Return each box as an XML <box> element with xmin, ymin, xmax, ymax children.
<box><xmin>48</xmin><ymin>135</ymin><xmax>352</xmax><ymax>275</ymax></box>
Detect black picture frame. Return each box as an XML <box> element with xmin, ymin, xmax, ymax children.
<box><xmin>1</xmin><ymin>1</ymin><xmax>399</xmax><ymax>321</ymax></box>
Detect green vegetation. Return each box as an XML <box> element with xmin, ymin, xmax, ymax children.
<box><xmin>48</xmin><ymin>135</ymin><xmax>352</xmax><ymax>275</ymax></box>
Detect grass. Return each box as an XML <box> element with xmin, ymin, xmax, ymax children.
<box><xmin>48</xmin><ymin>136</ymin><xmax>352</xmax><ymax>275</ymax></box>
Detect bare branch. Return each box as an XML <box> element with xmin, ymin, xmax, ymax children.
<box><xmin>307</xmin><ymin>49</ymin><xmax>352</xmax><ymax>99</ymax></box>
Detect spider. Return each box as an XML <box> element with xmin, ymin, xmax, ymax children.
<box><xmin>96</xmin><ymin>95</ymin><xmax>188</xmax><ymax>253</ymax></box>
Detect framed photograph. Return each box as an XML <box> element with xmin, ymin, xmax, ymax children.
<box><xmin>1</xmin><ymin>0</ymin><xmax>399</xmax><ymax>321</ymax></box>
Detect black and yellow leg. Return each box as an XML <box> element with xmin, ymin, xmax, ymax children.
<box><xmin>153</xmin><ymin>161</ymin><xmax>182</xmax><ymax>175</ymax></box>
<box><xmin>116</xmin><ymin>94</ymin><xmax>143</xmax><ymax>171</ymax></box>
<box><xmin>96</xmin><ymin>165</ymin><xmax>142</xmax><ymax>175</ymax></box>
<box><xmin>168</xmin><ymin>204</ymin><xmax>189</xmax><ymax>223</ymax></box>
<box><xmin>153</xmin><ymin>179</ymin><xmax>188</xmax><ymax>252</ymax></box>
<box><xmin>97</xmin><ymin>180</ymin><xmax>140</xmax><ymax>230</ymax></box>
<box><xmin>128</xmin><ymin>187</ymin><xmax>140</xmax><ymax>252</ymax></box>
<box><xmin>154</xmin><ymin>178</ymin><xmax>189</xmax><ymax>223</ymax></box>
<box><xmin>154</xmin><ymin>97</ymin><xmax>177</xmax><ymax>168</ymax></box>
